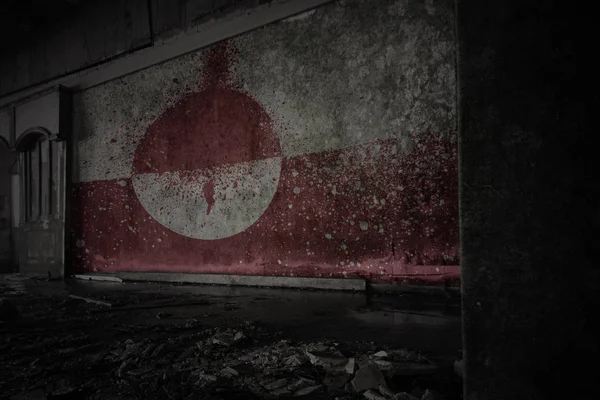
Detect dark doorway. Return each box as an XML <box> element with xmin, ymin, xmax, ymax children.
<box><xmin>14</xmin><ymin>128</ymin><xmax>67</xmax><ymax>278</ymax></box>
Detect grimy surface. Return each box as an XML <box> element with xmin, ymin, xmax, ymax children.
<box><xmin>0</xmin><ymin>146</ymin><xmax>14</xmax><ymax>272</ymax></box>
<box><xmin>459</xmin><ymin>0</ymin><xmax>597</xmax><ymax>399</ymax></box>
<box><xmin>71</xmin><ymin>0</ymin><xmax>459</xmax><ymax>284</ymax></box>
<box><xmin>0</xmin><ymin>275</ymin><xmax>462</xmax><ymax>399</ymax></box>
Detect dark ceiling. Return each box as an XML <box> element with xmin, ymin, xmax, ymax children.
<box><xmin>0</xmin><ymin>0</ymin><xmax>86</xmax><ymax>52</ymax></box>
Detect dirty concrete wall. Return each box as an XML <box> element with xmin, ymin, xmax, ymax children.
<box><xmin>71</xmin><ymin>0</ymin><xmax>458</xmax><ymax>284</ymax></box>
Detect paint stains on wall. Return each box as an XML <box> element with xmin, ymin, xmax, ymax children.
<box><xmin>131</xmin><ymin>44</ymin><xmax>282</xmax><ymax>240</ymax></box>
<box><xmin>71</xmin><ymin>131</ymin><xmax>458</xmax><ymax>282</ymax></box>
<box><xmin>133</xmin><ymin>45</ymin><xmax>281</xmax><ymax>176</ymax></box>
<box><xmin>71</xmin><ymin>0</ymin><xmax>459</xmax><ymax>284</ymax></box>
<box><xmin>203</xmin><ymin>179</ymin><xmax>215</xmax><ymax>215</ymax></box>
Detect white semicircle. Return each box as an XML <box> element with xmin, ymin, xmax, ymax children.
<box><xmin>132</xmin><ymin>157</ymin><xmax>282</xmax><ymax>240</ymax></box>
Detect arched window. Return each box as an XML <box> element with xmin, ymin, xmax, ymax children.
<box><xmin>15</xmin><ymin>128</ymin><xmax>58</xmax><ymax>223</ymax></box>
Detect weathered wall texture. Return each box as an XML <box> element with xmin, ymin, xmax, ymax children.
<box><xmin>0</xmin><ymin>110</ymin><xmax>11</xmax><ymax>270</ymax></box>
<box><xmin>71</xmin><ymin>0</ymin><xmax>458</xmax><ymax>284</ymax></box>
<box><xmin>459</xmin><ymin>0</ymin><xmax>598</xmax><ymax>398</ymax></box>
<box><xmin>0</xmin><ymin>146</ymin><xmax>15</xmax><ymax>271</ymax></box>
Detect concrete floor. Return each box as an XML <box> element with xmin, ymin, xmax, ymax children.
<box><xmin>70</xmin><ymin>279</ymin><xmax>461</xmax><ymax>364</ymax></box>
<box><xmin>0</xmin><ymin>274</ymin><xmax>462</xmax><ymax>399</ymax></box>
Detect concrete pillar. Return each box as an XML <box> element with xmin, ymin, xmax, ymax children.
<box><xmin>457</xmin><ymin>0</ymin><xmax>597</xmax><ymax>399</ymax></box>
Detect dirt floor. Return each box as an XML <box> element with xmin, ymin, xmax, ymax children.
<box><xmin>0</xmin><ymin>275</ymin><xmax>462</xmax><ymax>400</ymax></box>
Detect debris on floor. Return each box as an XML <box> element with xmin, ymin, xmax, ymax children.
<box><xmin>0</xmin><ymin>276</ymin><xmax>462</xmax><ymax>399</ymax></box>
<box><xmin>68</xmin><ymin>294</ymin><xmax>112</xmax><ymax>308</ymax></box>
<box><xmin>394</xmin><ymin>392</ymin><xmax>422</xmax><ymax>400</ymax></box>
<box><xmin>352</xmin><ymin>364</ymin><xmax>388</xmax><ymax>392</ymax></box>
<box><xmin>210</xmin><ymin>330</ymin><xmax>245</xmax><ymax>346</ymax></box>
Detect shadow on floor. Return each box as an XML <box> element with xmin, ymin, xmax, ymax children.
<box><xmin>0</xmin><ymin>274</ymin><xmax>462</xmax><ymax>399</ymax></box>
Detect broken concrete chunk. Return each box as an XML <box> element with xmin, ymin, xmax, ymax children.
<box><xmin>393</xmin><ymin>392</ymin><xmax>421</xmax><ymax>400</ymax></box>
<box><xmin>211</xmin><ymin>333</ymin><xmax>232</xmax><ymax>346</ymax></box>
<box><xmin>177</xmin><ymin>346</ymin><xmax>197</xmax><ymax>361</ymax></box>
<box><xmin>345</xmin><ymin>357</ymin><xmax>356</xmax><ymax>374</ymax></box>
<box><xmin>287</xmin><ymin>377</ymin><xmax>317</xmax><ymax>392</ymax></box>
<box><xmin>305</xmin><ymin>342</ymin><xmax>330</xmax><ymax>353</ymax></box>
<box><xmin>294</xmin><ymin>385</ymin><xmax>322</xmax><ymax>396</ymax></box>
<box><xmin>119</xmin><ymin>341</ymin><xmax>145</xmax><ymax>361</ymax></box>
<box><xmin>140</xmin><ymin>343</ymin><xmax>157</xmax><ymax>357</ymax></box>
<box><xmin>364</xmin><ymin>389</ymin><xmax>388</xmax><ymax>400</ymax></box>
<box><xmin>378</xmin><ymin>384</ymin><xmax>395</xmax><ymax>398</ymax></box>
<box><xmin>220</xmin><ymin>366</ymin><xmax>239</xmax><ymax>378</ymax></box>
<box><xmin>211</xmin><ymin>331</ymin><xmax>244</xmax><ymax>346</ymax></box>
<box><xmin>271</xmin><ymin>387</ymin><xmax>291</xmax><ymax>396</ymax></box>
<box><xmin>352</xmin><ymin>364</ymin><xmax>388</xmax><ymax>392</ymax></box>
<box><xmin>196</xmin><ymin>371</ymin><xmax>218</xmax><ymax>383</ymax></box>
<box><xmin>151</xmin><ymin>343</ymin><xmax>167</xmax><ymax>358</ymax></box>
<box><xmin>264</xmin><ymin>378</ymin><xmax>289</xmax><ymax>391</ymax></box>
<box><xmin>284</xmin><ymin>354</ymin><xmax>307</xmax><ymax>367</ymax></box>
<box><xmin>373</xmin><ymin>359</ymin><xmax>394</xmax><ymax>371</ymax></box>
<box><xmin>117</xmin><ymin>359</ymin><xmax>131</xmax><ymax>378</ymax></box>
<box><xmin>306</xmin><ymin>348</ymin><xmax>348</xmax><ymax>372</ymax></box>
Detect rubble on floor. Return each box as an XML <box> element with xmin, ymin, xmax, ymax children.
<box><xmin>0</xmin><ymin>279</ymin><xmax>461</xmax><ymax>399</ymax></box>
<box><xmin>2</xmin><ymin>327</ymin><xmax>452</xmax><ymax>398</ymax></box>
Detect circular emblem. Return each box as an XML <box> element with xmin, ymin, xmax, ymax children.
<box><xmin>132</xmin><ymin>46</ymin><xmax>282</xmax><ymax>240</ymax></box>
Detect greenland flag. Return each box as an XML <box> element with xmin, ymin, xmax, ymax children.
<box><xmin>71</xmin><ymin>44</ymin><xmax>459</xmax><ymax>284</ymax></box>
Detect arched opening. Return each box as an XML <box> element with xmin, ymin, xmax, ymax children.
<box><xmin>13</xmin><ymin>127</ymin><xmax>67</xmax><ymax>278</ymax></box>
<box><xmin>15</xmin><ymin>128</ymin><xmax>54</xmax><ymax>222</ymax></box>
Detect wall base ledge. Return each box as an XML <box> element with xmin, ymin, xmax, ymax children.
<box><xmin>113</xmin><ymin>271</ymin><xmax>366</xmax><ymax>291</ymax></box>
